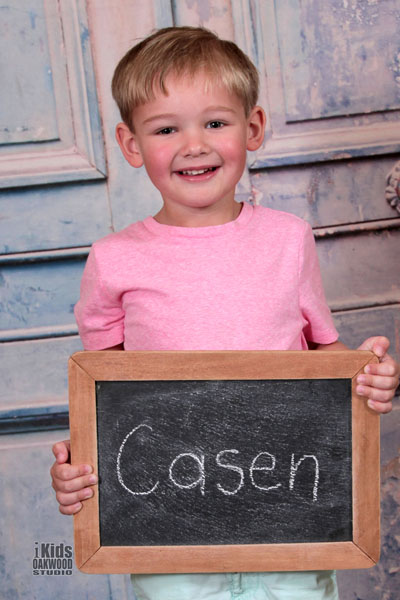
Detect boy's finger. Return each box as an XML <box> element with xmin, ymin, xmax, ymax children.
<box><xmin>357</xmin><ymin>373</ymin><xmax>399</xmax><ymax>391</ymax></box>
<box><xmin>59</xmin><ymin>502</ymin><xmax>83</xmax><ymax>516</ymax></box>
<box><xmin>364</xmin><ymin>360</ymin><xmax>399</xmax><ymax>377</ymax></box>
<box><xmin>357</xmin><ymin>385</ymin><xmax>394</xmax><ymax>403</ymax></box>
<box><xmin>367</xmin><ymin>399</ymin><xmax>393</xmax><ymax>414</ymax></box>
<box><xmin>52</xmin><ymin>462</ymin><xmax>94</xmax><ymax>482</ymax></box>
<box><xmin>55</xmin><ymin>472</ymin><xmax>98</xmax><ymax>493</ymax></box>
<box><xmin>56</xmin><ymin>486</ymin><xmax>94</xmax><ymax>507</ymax></box>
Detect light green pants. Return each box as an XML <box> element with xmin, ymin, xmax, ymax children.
<box><xmin>131</xmin><ymin>571</ymin><xmax>339</xmax><ymax>600</ymax></box>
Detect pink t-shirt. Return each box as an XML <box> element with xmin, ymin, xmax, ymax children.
<box><xmin>74</xmin><ymin>202</ymin><xmax>338</xmax><ymax>351</ymax></box>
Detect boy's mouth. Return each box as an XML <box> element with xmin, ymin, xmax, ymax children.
<box><xmin>178</xmin><ymin>167</ymin><xmax>218</xmax><ymax>176</ymax></box>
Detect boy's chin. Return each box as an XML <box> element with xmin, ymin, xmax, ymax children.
<box><xmin>156</xmin><ymin>197</ymin><xmax>240</xmax><ymax>226</ymax></box>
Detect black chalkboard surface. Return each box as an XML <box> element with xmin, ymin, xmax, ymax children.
<box><xmin>69</xmin><ymin>351</ymin><xmax>380</xmax><ymax>574</ymax></box>
<box><xmin>97</xmin><ymin>379</ymin><xmax>352</xmax><ymax>547</ymax></box>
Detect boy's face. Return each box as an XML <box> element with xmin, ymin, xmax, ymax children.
<box><xmin>116</xmin><ymin>71</ymin><xmax>265</xmax><ymax>225</ymax></box>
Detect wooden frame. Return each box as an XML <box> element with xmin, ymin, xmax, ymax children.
<box><xmin>69</xmin><ymin>350</ymin><xmax>380</xmax><ymax>574</ymax></box>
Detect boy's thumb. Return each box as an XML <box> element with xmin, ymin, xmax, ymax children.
<box><xmin>357</xmin><ymin>336</ymin><xmax>389</xmax><ymax>358</ymax></box>
<box><xmin>53</xmin><ymin>440</ymin><xmax>71</xmax><ymax>463</ymax></box>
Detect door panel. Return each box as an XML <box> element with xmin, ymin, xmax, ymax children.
<box><xmin>275</xmin><ymin>0</ymin><xmax>400</xmax><ymax>120</ymax></box>
<box><xmin>0</xmin><ymin>259</ymin><xmax>83</xmax><ymax>332</ymax></box>
<box><xmin>252</xmin><ymin>157</ymin><xmax>399</xmax><ymax>226</ymax></box>
<box><xmin>0</xmin><ymin>182</ymin><xmax>111</xmax><ymax>253</ymax></box>
<box><xmin>0</xmin><ymin>0</ymin><xmax>106</xmax><ymax>188</ymax></box>
<box><xmin>317</xmin><ymin>228</ymin><xmax>400</xmax><ymax>309</ymax></box>
<box><xmin>333</xmin><ymin>306</ymin><xmax>399</xmax><ymax>354</ymax></box>
<box><xmin>0</xmin><ymin>337</ymin><xmax>81</xmax><ymax>413</ymax></box>
<box><xmin>253</xmin><ymin>0</ymin><xmax>400</xmax><ymax>165</ymax></box>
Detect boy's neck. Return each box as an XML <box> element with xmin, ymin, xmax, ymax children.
<box><xmin>153</xmin><ymin>200</ymin><xmax>243</xmax><ymax>228</ymax></box>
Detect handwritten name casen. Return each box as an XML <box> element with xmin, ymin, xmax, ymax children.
<box><xmin>117</xmin><ymin>424</ymin><xmax>320</xmax><ymax>502</ymax></box>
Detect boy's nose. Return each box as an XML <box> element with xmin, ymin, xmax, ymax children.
<box><xmin>181</xmin><ymin>130</ymin><xmax>210</xmax><ymax>158</ymax></box>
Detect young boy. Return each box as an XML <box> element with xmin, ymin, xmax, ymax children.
<box><xmin>51</xmin><ymin>27</ymin><xmax>399</xmax><ymax>600</ymax></box>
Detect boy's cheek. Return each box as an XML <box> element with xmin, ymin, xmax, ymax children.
<box><xmin>142</xmin><ymin>147</ymin><xmax>171</xmax><ymax>174</ymax></box>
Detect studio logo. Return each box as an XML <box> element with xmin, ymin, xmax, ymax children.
<box><xmin>32</xmin><ymin>541</ymin><xmax>73</xmax><ymax>575</ymax></box>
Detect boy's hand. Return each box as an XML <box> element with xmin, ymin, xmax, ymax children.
<box><xmin>51</xmin><ymin>440</ymin><xmax>98</xmax><ymax>515</ymax></box>
<box><xmin>356</xmin><ymin>336</ymin><xmax>400</xmax><ymax>414</ymax></box>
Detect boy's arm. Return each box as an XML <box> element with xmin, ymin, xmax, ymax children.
<box><xmin>51</xmin><ymin>344</ymin><xmax>123</xmax><ymax>514</ymax></box>
<box><xmin>310</xmin><ymin>336</ymin><xmax>399</xmax><ymax>414</ymax></box>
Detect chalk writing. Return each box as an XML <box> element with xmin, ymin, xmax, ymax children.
<box><xmin>289</xmin><ymin>454</ymin><xmax>319</xmax><ymax>502</ymax></box>
<box><xmin>117</xmin><ymin>424</ymin><xmax>159</xmax><ymax>496</ymax></box>
<box><xmin>169</xmin><ymin>452</ymin><xmax>206</xmax><ymax>495</ymax></box>
<box><xmin>117</xmin><ymin>423</ymin><xmax>320</xmax><ymax>501</ymax></box>
<box><xmin>216</xmin><ymin>450</ymin><xmax>244</xmax><ymax>496</ymax></box>
<box><xmin>250</xmin><ymin>452</ymin><xmax>282</xmax><ymax>492</ymax></box>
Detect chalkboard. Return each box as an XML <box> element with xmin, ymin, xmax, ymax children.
<box><xmin>69</xmin><ymin>350</ymin><xmax>380</xmax><ymax>574</ymax></box>
<box><xmin>97</xmin><ymin>378</ymin><xmax>352</xmax><ymax>546</ymax></box>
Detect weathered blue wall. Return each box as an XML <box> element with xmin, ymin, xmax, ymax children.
<box><xmin>0</xmin><ymin>1</ymin><xmax>399</xmax><ymax>598</ymax></box>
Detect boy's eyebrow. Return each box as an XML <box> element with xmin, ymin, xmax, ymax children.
<box><xmin>142</xmin><ymin>106</ymin><xmax>238</xmax><ymax>125</ymax></box>
<box><xmin>142</xmin><ymin>113</ymin><xmax>178</xmax><ymax>125</ymax></box>
<box><xmin>203</xmin><ymin>106</ymin><xmax>238</xmax><ymax>113</ymax></box>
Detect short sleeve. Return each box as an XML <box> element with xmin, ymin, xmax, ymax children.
<box><xmin>298</xmin><ymin>224</ymin><xmax>339</xmax><ymax>345</ymax></box>
<box><xmin>74</xmin><ymin>245</ymin><xmax>125</xmax><ymax>350</ymax></box>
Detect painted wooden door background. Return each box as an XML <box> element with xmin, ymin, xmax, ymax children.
<box><xmin>0</xmin><ymin>1</ymin><xmax>399</xmax><ymax>598</ymax></box>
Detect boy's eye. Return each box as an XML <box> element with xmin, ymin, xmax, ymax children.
<box><xmin>156</xmin><ymin>127</ymin><xmax>175</xmax><ymax>135</ymax></box>
<box><xmin>207</xmin><ymin>121</ymin><xmax>225</xmax><ymax>129</ymax></box>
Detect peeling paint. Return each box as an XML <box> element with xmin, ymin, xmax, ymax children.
<box><xmin>29</xmin><ymin>10</ymin><xmax>37</xmax><ymax>30</ymax></box>
<box><xmin>381</xmin><ymin>455</ymin><xmax>400</xmax><ymax>480</ymax></box>
<box><xmin>390</xmin><ymin>51</ymin><xmax>400</xmax><ymax>93</ymax></box>
<box><xmin>81</xmin><ymin>24</ymin><xmax>89</xmax><ymax>43</ymax></box>
<box><xmin>185</xmin><ymin>0</ymin><xmax>211</xmax><ymax>22</ymax></box>
<box><xmin>275</xmin><ymin>0</ymin><xmax>400</xmax><ymax>123</ymax></box>
<box><xmin>306</xmin><ymin>170</ymin><xmax>321</xmax><ymax>206</ymax></box>
<box><xmin>250</xmin><ymin>185</ymin><xmax>263</xmax><ymax>206</ymax></box>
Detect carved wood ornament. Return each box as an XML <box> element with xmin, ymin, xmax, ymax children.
<box><xmin>386</xmin><ymin>161</ymin><xmax>400</xmax><ymax>213</ymax></box>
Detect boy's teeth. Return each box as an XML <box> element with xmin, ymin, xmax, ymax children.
<box><xmin>180</xmin><ymin>167</ymin><xmax>214</xmax><ymax>175</ymax></box>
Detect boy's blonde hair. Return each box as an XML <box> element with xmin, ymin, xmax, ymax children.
<box><xmin>112</xmin><ymin>26</ymin><xmax>259</xmax><ymax>131</ymax></box>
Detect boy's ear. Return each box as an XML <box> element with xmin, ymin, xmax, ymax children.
<box><xmin>246</xmin><ymin>106</ymin><xmax>266</xmax><ymax>151</ymax></box>
<box><xmin>115</xmin><ymin>122</ymin><xmax>144</xmax><ymax>168</ymax></box>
